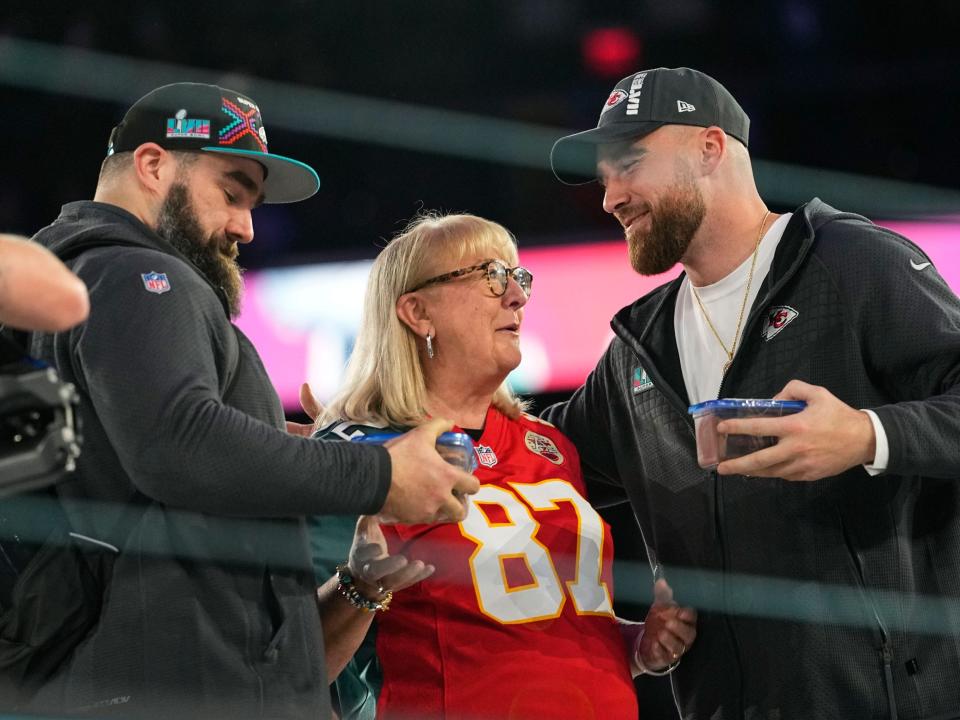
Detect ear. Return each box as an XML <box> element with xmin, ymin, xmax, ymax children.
<box><xmin>698</xmin><ymin>126</ymin><xmax>727</xmax><ymax>175</ymax></box>
<box><xmin>132</xmin><ymin>143</ymin><xmax>177</xmax><ymax>198</ymax></box>
<box><xmin>396</xmin><ymin>292</ymin><xmax>433</xmax><ymax>338</ymax></box>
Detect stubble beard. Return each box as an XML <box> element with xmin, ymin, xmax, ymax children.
<box><xmin>156</xmin><ymin>183</ymin><xmax>244</xmax><ymax>317</ymax></box>
<box><xmin>626</xmin><ymin>166</ymin><xmax>706</xmax><ymax>276</ymax></box>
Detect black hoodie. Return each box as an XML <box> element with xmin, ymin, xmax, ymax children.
<box><xmin>546</xmin><ymin>200</ymin><xmax>960</xmax><ymax>720</ymax></box>
<box><xmin>26</xmin><ymin>201</ymin><xmax>390</xmax><ymax>718</ymax></box>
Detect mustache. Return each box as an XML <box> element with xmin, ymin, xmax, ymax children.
<box><xmin>219</xmin><ymin>241</ymin><xmax>239</xmax><ymax>260</ymax></box>
<box><xmin>615</xmin><ymin>201</ymin><xmax>652</xmax><ymax>225</ymax></box>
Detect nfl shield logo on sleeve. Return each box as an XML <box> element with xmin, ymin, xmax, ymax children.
<box><xmin>141</xmin><ymin>271</ymin><xmax>171</xmax><ymax>295</ymax></box>
<box><xmin>474</xmin><ymin>444</ymin><xmax>498</xmax><ymax>468</ymax></box>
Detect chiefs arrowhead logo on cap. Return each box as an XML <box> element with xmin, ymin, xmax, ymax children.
<box><xmin>601</xmin><ymin>89</ymin><xmax>628</xmax><ymax>114</ymax></box>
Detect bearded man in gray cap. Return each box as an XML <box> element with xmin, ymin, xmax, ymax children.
<box><xmin>12</xmin><ymin>83</ymin><xmax>477</xmax><ymax>719</ymax></box>
<box><xmin>544</xmin><ymin>67</ymin><xmax>960</xmax><ymax>719</ymax></box>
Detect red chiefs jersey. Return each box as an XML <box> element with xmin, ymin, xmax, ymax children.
<box><xmin>376</xmin><ymin>406</ymin><xmax>638</xmax><ymax>720</ymax></box>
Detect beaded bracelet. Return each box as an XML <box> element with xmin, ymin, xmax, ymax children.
<box><xmin>335</xmin><ymin>563</ymin><xmax>393</xmax><ymax>612</ymax></box>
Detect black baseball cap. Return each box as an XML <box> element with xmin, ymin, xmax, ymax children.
<box><xmin>550</xmin><ymin>67</ymin><xmax>750</xmax><ymax>185</ymax></box>
<box><xmin>107</xmin><ymin>82</ymin><xmax>320</xmax><ymax>204</ymax></box>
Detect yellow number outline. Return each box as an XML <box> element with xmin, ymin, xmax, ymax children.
<box><xmin>458</xmin><ymin>480</ymin><xmax>613</xmax><ymax>625</ymax></box>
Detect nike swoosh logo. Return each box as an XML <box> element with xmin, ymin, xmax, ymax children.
<box><xmin>910</xmin><ymin>260</ymin><xmax>931</xmax><ymax>271</ymax></box>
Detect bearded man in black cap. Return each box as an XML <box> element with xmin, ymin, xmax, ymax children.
<box><xmin>16</xmin><ymin>83</ymin><xmax>477</xmax><ymax>719</ymax></box>
<box><xmin>545</xmin><ymin>67</ymin><xmax>960</xmax><ymax>719</ymax></box>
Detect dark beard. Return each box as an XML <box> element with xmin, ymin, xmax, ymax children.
<box><xmin>626</xmin><ymin>165</ymin><xmax>706</xmax><ymax>276</ymax></box>
<box><xmin>155</xmin><ymin>183</ymin><xmax>244</xmax><ymax>317</ymax></box>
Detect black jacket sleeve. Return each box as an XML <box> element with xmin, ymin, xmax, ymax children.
<box><xmin>69</xmin><ymin>248</ymin><xmax>390</xmax><ymax>517</ymax></box>
<box><xmin>825</xmin><ymin>221</ymin><xmax>960</xmax><ymax>477</ymax></box>
<box><xmin>542</xmin><ymin>340</ymin><xmax>629</xmax><ymax>507</ymax></box>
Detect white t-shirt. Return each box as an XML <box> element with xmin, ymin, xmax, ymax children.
<box><xmin>675</xmin><ymin>213</ymin><xmax>792</xmax><ymax>405</ymax></box>
<box><xmin>673</xmin><ymin>212</ymin><xmax>888</xmax><ymax>472</ymax></box>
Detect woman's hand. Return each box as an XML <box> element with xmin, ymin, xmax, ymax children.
<box><xmin>321</xmin><ymin>515</ymin><xmax>434</xmax><ymax>681</ymax></box>
<box><xmin>285</xmin><ymin>383</ymin><xmax>323</xmax><ymax>437</ymax></box>
<box><xmin>635</xmin><ymin>579</ymin><xmax>698</xmax><ymax>673</ymax></box>
<box><xmin>347</xmin><ymin>515</ymin><xmax>435</xmax><ymax>600</ymax></box>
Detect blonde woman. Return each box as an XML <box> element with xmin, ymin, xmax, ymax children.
<box><xmin>311</xmin><ymin>213</ymin><xmax>696</xmax><ymax>719</ymax></box>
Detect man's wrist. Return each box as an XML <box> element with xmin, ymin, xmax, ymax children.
<box><xmin>860</xmin><ymin>409</ymin><xmax>889</xmax><ymax>474</ymax></box>
<box><xmin>857</xmin><ymin>410</ymin><xmax>877</xmax><ymax>466</ymax></box>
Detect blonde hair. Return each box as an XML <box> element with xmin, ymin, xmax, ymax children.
<box><xmin>319</xmin><ymin>212</ymin><xmax>529</xmax><ymax>429</ymax></box>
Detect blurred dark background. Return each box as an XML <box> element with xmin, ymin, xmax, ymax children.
<box><xmin>3</xmin><ymin>2</ymin><xmax>959</xmax><ymax>716</ymax></box>
<box><xmin>3</xmin><ymin>1</ymin><xmax>959</xmax><ymax>265</ymax></box>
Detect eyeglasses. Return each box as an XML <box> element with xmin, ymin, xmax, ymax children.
<box><xmin>410</xmin><ymin>259</ymin><xmax>534</xmax><ymax>298</ymax></box>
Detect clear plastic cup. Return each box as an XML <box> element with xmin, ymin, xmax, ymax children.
<box><xmin>688</xmin><ymin>399</ymin><xmax>806</xmax><ymax>470</ymax></box>
<box><xmin>352</xmin><ymin>431</ymin><xmax>478</xmax><ymax>473</ymax></box>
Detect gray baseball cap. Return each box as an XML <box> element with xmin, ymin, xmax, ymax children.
<box><xmin>550</xmin><ymin>67</ymin><xmax>750</xmax><ymax>185</ymax></box>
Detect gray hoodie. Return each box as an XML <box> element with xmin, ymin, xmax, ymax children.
<box><xmin>26</xmin><ymin>201</ymin><xmax>389</xmax><ymax>719</ymax></box>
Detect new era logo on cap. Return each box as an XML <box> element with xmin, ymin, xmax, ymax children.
<box><xmin>677</xmin><ymin>100</ymin><xmax>696</xmax><ymax>112</ymax></box>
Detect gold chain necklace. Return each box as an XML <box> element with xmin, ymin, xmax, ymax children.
<box><xmin>691</xmin><ymin>210</ymin><xmax>771</xmax><ymax>376</ymax></box>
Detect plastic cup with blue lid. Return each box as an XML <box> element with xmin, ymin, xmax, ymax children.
<box><xmin>352</xmin><ymin>431</ymin><xmax>478</xmax><ymax>473</ymax></box>
<box><xmin>687</xmin><ymin>399</ymin><xmax>807</xmax><ymax>470</ymax></box>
